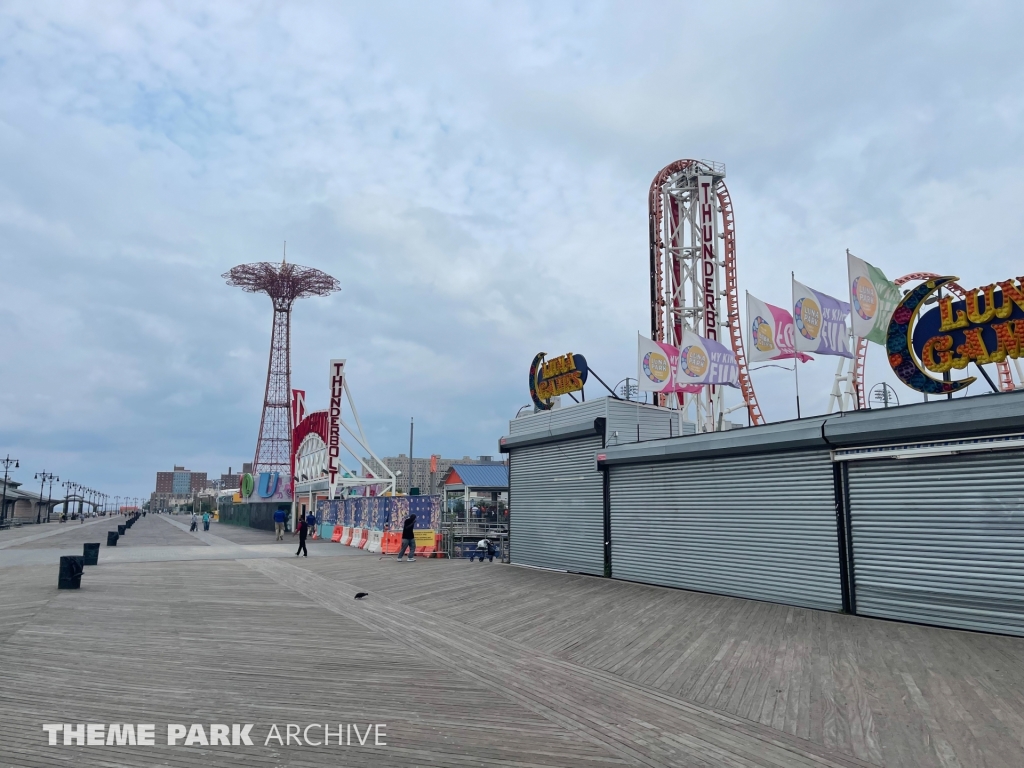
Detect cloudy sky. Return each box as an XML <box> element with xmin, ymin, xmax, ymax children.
<box><xmin>2</xmin><ymin>1</ymin><xmax>1022</xmax><ymax>498</ymax></box>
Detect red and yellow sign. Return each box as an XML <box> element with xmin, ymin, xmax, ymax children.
<box><xmin>529</xmin><ymin>352</ymin><xmax>589</xmax><ymax>410</ymax></box>
<box><xmin>888</xmin><ymin>275</ymin><xmax>1024</xmax><ymax>395</ymax></box>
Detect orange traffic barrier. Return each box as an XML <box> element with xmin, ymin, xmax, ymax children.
<box><xmin>331</xmin><ymin>525</ymin><xmax>343</xmax><ymax>543</ymax></box>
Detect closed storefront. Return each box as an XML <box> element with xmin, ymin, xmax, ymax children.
<box><xmin>505</xmin><ymin>387</ymin><xmax>1024</xmax><ymax>638</ymax></box>
<box><xmin>842</xmin><ymin>442</ymin><xmax>1024</xmax><ymax>636</ymax></box>
<box><xmin>507</xmin><ymin>435</ymin><xmax>605</xmax><ymax>574</ymax></box>
<box><xmin>502</xmin><ymin>397</ymin><xmax>681</xmax><ymax>575</ymax></box>
<box><xmin>609</xmin><ymin>451</ymin><xmax>843</xmax><ymax>611</ymax></box>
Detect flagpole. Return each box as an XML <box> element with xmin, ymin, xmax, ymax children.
<box><xmin>792</xmin><ymin>271</ymin><xmax>802</xmax><ymax>419</ymax></box>
<box><xmin>794</xmin><ymin>356</ymin><xmax>802</xmax><ymax>419</ymax></box>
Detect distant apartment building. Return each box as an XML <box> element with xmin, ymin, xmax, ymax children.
<box><xmin>365</xmin><ymin>455</ymin><xmax>505</xmax><ymax>494</ymax></box>
<box><xmin>151</xmin><ymin>465</ymin><xmax>208</xmax><ymax>511</ymax></box>
<box><xmin>219</xmin><ymin>465</ymin><xmax>245</xmax><ymax>490</ymax></box>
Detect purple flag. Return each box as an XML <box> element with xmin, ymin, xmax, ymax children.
<box><xmin>792</xmin><ymin>279</ymin><xmax>852</xmax><ymax>358</ymax></box>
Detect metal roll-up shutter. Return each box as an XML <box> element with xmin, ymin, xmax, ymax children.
<box><xmin>848</xmin><ymin>451</ymin><xmax>1024</xmax><ymax>636</ymax></box>
<box><xmin>609</xmin><ymin>451</ymin><xmax>842</xmax><ymax>610</ymax></box>
<box><xmin>509</xmin><ymin>436</ymin><xmax>604</xmax><ymax>574</ymax></box>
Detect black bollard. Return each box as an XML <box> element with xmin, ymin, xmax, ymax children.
<box><xmin>118</xmin><ymin>525</ymin><xmax>126</xmax><ymax>536</ymax></box>
<box><xmin>107</xmin><ymin>531</ymin><xmax>119</xmax><ymax>546</ymax></box>
<box><xmin>83</xmin><ymin>543</ymin><xmax>100</xmax><ymax>565</ymax></box>
<box><xmin>58</xmin><ymin>556</ymin><xmax>85</xmax><ymax>589</ymax></box>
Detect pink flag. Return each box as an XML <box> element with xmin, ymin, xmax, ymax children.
<box><xmin>747</xmin><ymin>292</ymin><xmax>813</xmax><ymax>363</ymax></box>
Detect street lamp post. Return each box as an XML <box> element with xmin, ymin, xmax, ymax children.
<box><xmin>34</xmin><ymin>471</ymin><xmax>56</xmax><ymax>524</ymax></box>
<box><xmin>63</xmin><ymin>480</ymin><xmax>79</xmax><ymax>522</ymax></box>
<box><xmin>45</xmin><ymin>474</ymin><xmax>58</xmax><ymax>523</ymax></box>
<box><xmin>1</xmin><ymin>455</ymin><xmax>19</xmax><ymax>526</ymax></box>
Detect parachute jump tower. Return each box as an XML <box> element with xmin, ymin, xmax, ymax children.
<box><xmin>649</xmin><ymin>160</ymin><xmax>763</xmax><ymax>429</ymax></box>
<box><xmin>224</xmin><ymin>257</ymin><xmax>341</xmax><ymax>474</ymax></box>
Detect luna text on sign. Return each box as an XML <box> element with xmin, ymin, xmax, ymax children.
<box><xmin>886</xmin><ymin>276</ymin><xmax>976</xmax><ymax>395</ymax></box>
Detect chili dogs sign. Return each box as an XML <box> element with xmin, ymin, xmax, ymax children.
<box><xmin>887</xmin><ymin>275</ymin><xmax>1024</xmax><ymax>395</ymax></box>
<box><xmin>529</xmin><ymin>352</ymin><xmax>589</xmax><ymax>410</ymax></box>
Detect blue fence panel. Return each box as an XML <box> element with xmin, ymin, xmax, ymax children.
<box><xmin>356</xmin><ymin>497</ymin><xmax>371</xmax><ymax>528</ymax></box>
<box><xmin>409</xmin><ymin>495</ymin><xmax>437</xmax><ymax>530</ymax></box>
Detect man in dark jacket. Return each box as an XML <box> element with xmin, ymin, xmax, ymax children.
<box><xmin>295</xmin><ymin>516</ymin><xmax>309</xmax><ymax>557</ymax></box>
<box><xmin>397</xmin><ymin>514</ymin><xmax>417</xmax><ymax>561</ymax></box>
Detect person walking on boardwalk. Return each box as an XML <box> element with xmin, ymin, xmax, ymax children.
<box><xmin>305</xmin><ymin>510</ymin><xmax>317</xmax><ymax>539</ymax></box>
<box><xmin>397</xmin><ymin>513</ymin><xmax>417</xmax><ymax>561</ymax></box>
<box><xmin>202</xmin><ymin>510</ymin><xmax>210</xmax><ymax>531</ymax></box>
<box><xmin>294</xmin><ymin>514</ymin><xmax>309</xmax><ymax>557</ymax></box>
<box><xmin>273</xmin><ymin>507</ymin><xmax>286</xmax><ymax>540</ymax></box>
<box><xmin>190</xmin><ymin>511</ymin><xmax>198</xmax><ymax>532</ymax></box>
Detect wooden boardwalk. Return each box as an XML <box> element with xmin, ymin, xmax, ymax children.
<box><xmin>0</xmin><ymin>516</ymin><xmax>1020</xmax><ymax>767</ymax></box>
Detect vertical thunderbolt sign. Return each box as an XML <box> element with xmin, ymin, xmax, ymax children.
<box><xmin>698</xmin><ymin>175</ymin><xmax>718</xmax><ymax>341</ymax></box>
<box><xmin>328</xmin><ymin>359</ymin><xmax>345</xmax><ymax>500</ymax></box>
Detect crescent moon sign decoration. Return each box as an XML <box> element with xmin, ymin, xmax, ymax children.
<box><xmin>886</xmin><ymin>276</ymin><xmax>975</xmax><ymax>395</ymax></box>
<box><xmin>529</xmin><ymin>353</ymin><xmax>552</xmax><ymax>411</ymax></box>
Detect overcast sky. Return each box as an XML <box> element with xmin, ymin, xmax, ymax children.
<box><xmin>2</xmin><ymin>1</ymin><xmax>1022</xmax><ymax>498</ymax></box>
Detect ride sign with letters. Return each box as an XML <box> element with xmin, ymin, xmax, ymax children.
<box><xmin>888</xmin><ymin>275</ymin><xmax>1024</xmax><ymax>394</ymax></box>
<box><xmin>528</xmin><ymin>352</ymin><xmax>589</xmax><ymax>410</ymax></box>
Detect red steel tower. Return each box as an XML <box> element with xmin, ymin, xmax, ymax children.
<box><xmin>224</xmin><ymin>257</ymin><xmax>340</xmax><ymax>474</ymax></box>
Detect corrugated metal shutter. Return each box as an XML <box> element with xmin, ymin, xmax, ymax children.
<box><xmin>848</xmin><ymin>451</ymin><xmax>1024</xmax><ymax>636</ymax></box>
<box><xmin>509</xmin><ymin>436</ymin><xmax>604</xmax><ymax>574</ymax></box>
<box><xmin>609</xmin><ymin>452</ymin><xmax>842</xmax><ymax>611</ymax></box>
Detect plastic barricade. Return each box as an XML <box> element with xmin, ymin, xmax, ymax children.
<box><xmin>318</xmin><ymin>523</ymin><xmax>333</xmax><ymax>540</ymax></box>
<box><xmin>380</xmin><ymin>530</ymin><xmax>401</xmax><ymax>555</ymax></box>
<box><xmin>341</xmin><ymin>527</ymin><xmax>353</xmax><ymax>546</ymax></box>
<box><xmin>331</xmin><ymin>525</ymin><xmax>343</xmax><ymax>543</ymax></box>
<box><xmin>351</xmin><ymin>528</ymin><xmax>368</xmax><ymax>549</ymax></box>
<box><xmin>377</xmin><ymin>530</ymin><xmax>442</xmax><ymax>557</ymax></box>
<box><xmin>365</xmin><ymin>529</ymin><xmax>382</xmax><ymax>553</ymax></box>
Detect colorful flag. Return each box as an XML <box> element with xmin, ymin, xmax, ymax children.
<box><xmin>746</xmin><ymin>292</ymin><xmax>813</xmax><ymax>363</ymax></box>
<box><xmin>792</xmin><ymin>279</ymin><xmax>853</xmax><ymax>357</ymax></box>
<box><xmin>637</xmin><ymin>334</ymin><xmax>698</xmax><ymax>393</ymax></box>
<box><xmin>847</xmin><ymin>252</ymin><xmax>901</xmax><ymax>345</ymax></box>
<box><xmin>675</xmin><ymin>328</ymin><xmax>740</xmax><ymax>388</ymax></box>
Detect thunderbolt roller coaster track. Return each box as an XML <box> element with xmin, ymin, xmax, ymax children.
<box><xmin>853</xmin><ymin>272</ymin><xmax>1016</xmax><ymax>408</ymax></box>
<box><xmin>649</xmin><ymin>160</ymin><xmax>764</xmax><ymax>426</ymax></box>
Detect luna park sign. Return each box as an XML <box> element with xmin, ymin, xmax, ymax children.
<box><xmin>887</xmin><ymin>275</ymin><xmax>1024</xmax><ymax>395</ymax></box>
<box><xmin>529</xmin><ymin>352</ymin><xmax>589</xmax><ymax>410</ymax></box>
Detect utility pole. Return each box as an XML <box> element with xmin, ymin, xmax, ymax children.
<box><xmin>408</xmin><ymin>417</ymin><xmax>414</xmax><ymax>495</ymax></box>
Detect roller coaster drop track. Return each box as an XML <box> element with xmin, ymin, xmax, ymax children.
<box><xmin>852</xmin><ymin>272</ymin><xmax>1016</xmax><ymax>409</ymax></box>
<box><xmin>649</xmin><ymin>160</ymin><xmax>764</xmax><ymax>427</ymax></box>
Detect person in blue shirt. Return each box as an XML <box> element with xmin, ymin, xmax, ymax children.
<box><xmin>273</xmin><ymin>508</ymin><xmax>287</xmax><ymax>541</ymax></box>
<box><xmin>305</xmin><ymin>511</ymin><xmax>316</xmax><ymax>539</ymax></box>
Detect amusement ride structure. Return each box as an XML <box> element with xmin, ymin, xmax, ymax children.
<box><xmin>224</xmin><ymin>256</ymin><xmax>341</xmax><ymax>474</ymax></box>
<box><xmin>649</xmin><ymin>160</ymin><xmax>762</xmax><ymax>429</ymax></box>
